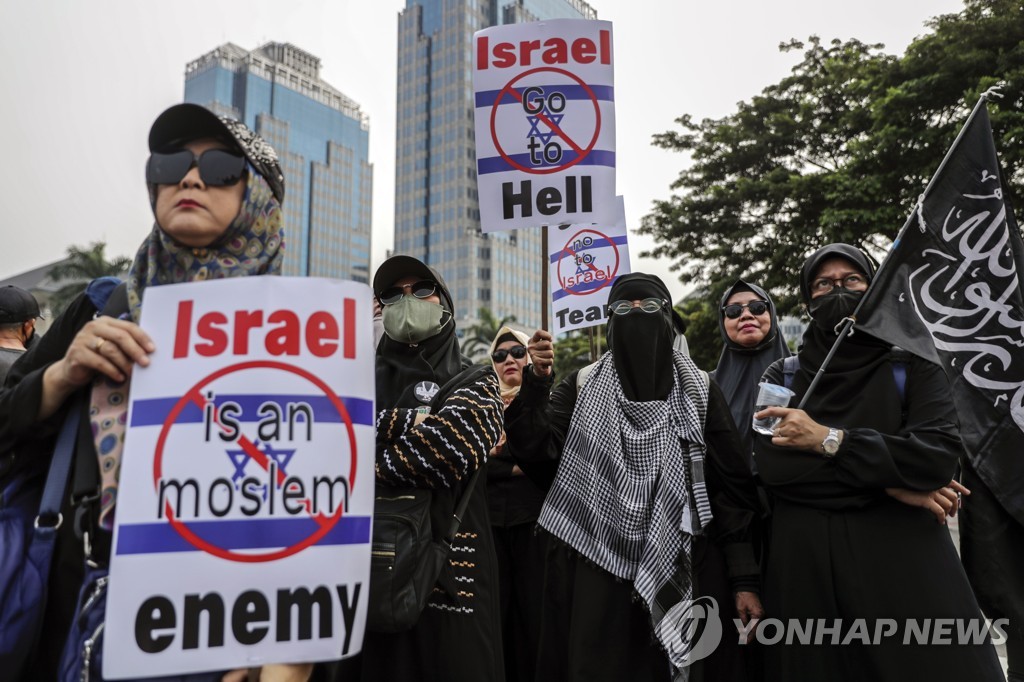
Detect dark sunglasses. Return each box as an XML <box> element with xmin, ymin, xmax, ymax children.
<box><xmin>491</xmin><ymin>345</ymin><xmax>528</xmax><ymax>363</ymax></box>
<box><xmin>378</xmin><ymin>280</ymin><xmax>438</xmax><ymax>306</ymax></box>
<box><xmin>146</xmin><ymin>149</ymin><xmax>247</xmax><ymax>187</ymax></box>
<box><xmin>722</xmin><ymin>300</ymin><xmax>769</xmax><ymax>319</ymax></box>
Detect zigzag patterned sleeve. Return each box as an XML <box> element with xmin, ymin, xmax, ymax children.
<box><xmin>375</xmin><ymin>372</ymin><xmax>504</xmax><ymax>489</ymax></box>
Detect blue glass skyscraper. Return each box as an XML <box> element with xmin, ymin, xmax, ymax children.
<box><xmin>394</xmin><ymin>0</ymin><xmax>597</xmax><ymax>332</ymax></box>
<box><xmin>184</xmin><ymin>42</ymin><xmax>373</xmax><ymax>282</ymax></box>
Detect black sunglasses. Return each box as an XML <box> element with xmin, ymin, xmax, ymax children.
<box><xmin>146</xmin><ymin>149</ymin><xmax>247</xmax><ymax>187</ymax></box>
<box><xmin>722</xmin><ymin>300</ymin><xmax>769</xmax><ymax>319</ymax></box>
<box><xmin>491</xmin><ymin>345</ymin><xmax>528</xmax><ymax>363</ymax></box>
<box><xmin>378</xmin><ymin>280</ymin><xmax>438</xmax><ymax>306</ymax></box>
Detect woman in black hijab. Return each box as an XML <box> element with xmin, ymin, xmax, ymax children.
<box><xmin>345</xmin><ymin>254</ymin><xmax>505</xmax><ymax>682</ymax></box>
<box><xmin>504</xmin><ymin>273</ymin><xmax>762</xmax><ymax>682</ymax></box>
<box><xmin>712</xmin><ymin>279</ymin><xmax>791</xmax><ymax>469</ymax></box>
<box><xmin>753</xmin><ymin>243</ymin><xmax>1003</xmax><ymax>681</ymax></box>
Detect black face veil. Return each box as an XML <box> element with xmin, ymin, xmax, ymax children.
<box><xmin>605</xmin><ymin>273</ymin><xmax>676</xmax><ymax>401</ymax></box>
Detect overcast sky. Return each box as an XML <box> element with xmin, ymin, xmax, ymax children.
<box><xmin>0</xmin><ymin>0</ymin><xmax>964</xmax><ymax>302</ymax></box>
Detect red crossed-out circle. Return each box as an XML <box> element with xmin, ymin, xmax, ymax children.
<box><xmin>489</xmin><ymin>66</ymin><xmax>602</xmax><ymax>175</ymax></box>
<box><xmin>556</xmin><ymin>228</ymin><xmax>620</xmax><ymax>296</ymax></box>
<box><xmin>152</xmin><ymin>360</ymin><xmax>357</xmax><ymax>563</ymax></box>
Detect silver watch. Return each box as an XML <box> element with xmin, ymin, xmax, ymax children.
<box><xmin>822</xmin><ymin>428</ymin><xmax>841</xmax><ymax>457</ymax></box>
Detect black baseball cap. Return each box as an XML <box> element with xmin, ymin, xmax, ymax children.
<box><xmin>148</xmin><ymin>103</ymin><xmax>286</xmax><ymax>204</ymax></box>
<box><xmin>373</xmin><ymin>255</ymin><xmax>455</xmax><ymax>314</ymax></box>
<box><xmin>0</xmin><ymin>286</ymin><xmax>42</xmax><ymax>324</ymax></box>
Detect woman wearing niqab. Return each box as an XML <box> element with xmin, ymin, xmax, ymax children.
<box><xmin>504</xmin><ymin>273</ymin><xmax>762</xmax><ymax>682</ymax></box>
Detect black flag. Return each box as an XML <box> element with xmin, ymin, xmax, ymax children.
<box><xmin>858</xmin><ymin>103</ymin><xmax>1024</xmax><ymax>525</ymax></box>
<box><xmin>856</xmin><ymin>102</ymin><xmax>1024</xmax><ymax>631</ymax></box>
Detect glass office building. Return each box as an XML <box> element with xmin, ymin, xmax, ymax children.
<box><xmin>184</xmin><ymin>42</ymin><xmax>373</xmax><ymax>282</ymax></box>
<box><xmin>394</xmin><ymin>0</ymin><xmax>598</xmax><ymax>331</ymax></box>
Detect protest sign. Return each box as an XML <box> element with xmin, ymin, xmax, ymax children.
<box><xmin>548</xmin><ymin>196</ymin><xmax>630</xmax><ymax>333</ymax></box>
<box><xmin>474</xmin><ymin>19</ymin><xmax>616</xmax><ymax>232</ymax></box>
<box><xmin>104</xmin><ymin>277</ymin><xmax>374</xmax><ymax>678</ymax></box>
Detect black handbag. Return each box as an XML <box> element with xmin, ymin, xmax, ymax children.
<box><xmin>367</xmin><ymin>467</ymin><xmax>482</xmax><ymax>633</ymax></box>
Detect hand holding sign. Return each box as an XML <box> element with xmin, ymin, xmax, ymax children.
<box><xmin>528</xmin><ymin>329</ymin><xmax>555</xmax><ymax>377</ymax></box>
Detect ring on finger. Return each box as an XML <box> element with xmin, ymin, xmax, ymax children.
<box><xmin>93</xmin><ymin>338</ymin><xmax>106</xmax><ymax>353</ymax></box>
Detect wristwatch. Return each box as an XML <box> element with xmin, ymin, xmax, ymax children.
<box><xmin>821</xmin><ymin>428</ymin><xmax>842</xmax><ymax>458</ymax></box>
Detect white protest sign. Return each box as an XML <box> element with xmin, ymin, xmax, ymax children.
<box><xmin>104</xmin><ymin>277</ymin><xmax>374</xmax><ymax>678</ymax></box>
<box><xmin>474</xmin><ymin>19</ymin><xmax>617</xmax><ymax>232</ymax></box>
<box><xmin>548</xmin><ymin>196</ymin><xmax>631</xmax><ymax>334</ymax></box>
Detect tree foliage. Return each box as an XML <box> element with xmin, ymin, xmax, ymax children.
<box><xmin>47</xmin><ymin>241</ymin><xmax>132</xmax><ymax>316</ymax></box>
<box><xmin>641</xmin><ymin>0</ymin><xmax>1024</xmax><ymax>339</ymax></box>
<box><xmin>461</xmin><ymin>307</ymin><xmax>518</xmax><ymax>360</ymax></box>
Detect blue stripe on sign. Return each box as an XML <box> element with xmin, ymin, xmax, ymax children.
<box><xmin>115</xmin><ymin>515</ymin><xmax>372</xmax><ymax>555</ymax></box>
<box><xmin>548</xmin><ymin>234</ymin><xmax>629</xmax><ymax>264</ymax></box>
<box><xmin>475</xmin><ymin>84</ymin><xmax>614</xmax><ymax>108</ymax></box>
<box><xmin>130</xmin><ymin>395</ymin><xmax>374</xmax><ymax>428</ymax></box>
<box><xmin>477</xmin><ymin>149</ymin><xmax>615</xmax><ymax>176</ymax></box>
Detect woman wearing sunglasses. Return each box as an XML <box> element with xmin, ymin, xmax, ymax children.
<box><xmin>503</xmin><ymin>273</ymin><xmax>762</xmax><ymax>682</ymax></box>
<box><xmin>0</xmin><ymin>103</ymin><xmax>306</xmax><ymax>681</ymax></box>
<box><xmin>486</xmin><ymin>327</ymin><xmax>549</xmax><ymax>682</ymax></box>
<box><xmin>345</xmin><ymin>254</ymin><xmax>504</xmax><ymax>682</ymax></box>
<box><xmin>712</xmin><ymin>281</ymin><xmax>791</xmax><ymax>471</ymax></box>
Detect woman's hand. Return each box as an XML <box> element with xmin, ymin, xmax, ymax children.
<box><xmin>38</xmin><ymin>317</ymin><xmax>156</xmax><ymax>420</ymax></box>
<box><xmin>755</xmin><ymin>407</ymin><xmax>830</xmax><ymax>453</ymax></box>
<box><xmin>734</xmin><ymin>591</ymin><xmax>764</xmax><ymax>644</ymax></box>
<box><xmin>885</xmin><ymin>480</ymin><xmax>970</xmax><ymax>524</ymax></box>
<box><xmin>528</xmin><ymin>329</ymin><xmax>554</xmax><ymax>377</ymax></box>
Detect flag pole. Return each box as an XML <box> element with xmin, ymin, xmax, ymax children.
<box><xmin>797</xmin><ymin>86</ymin><xmax>1002</xmax><ymax>410</ymax></box>
<box><xmin>541</xmin><ymin>225</ymin><xmax>549</xmax><ymax>331</ymax></box>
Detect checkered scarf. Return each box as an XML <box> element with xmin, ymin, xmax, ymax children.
<box><xmin>538</xmin><ymin>350</ymin><xmax>713</xmax><ymax>675</ymax></box>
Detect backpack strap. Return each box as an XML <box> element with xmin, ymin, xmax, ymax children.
<box><xmin>782</xmin><ymin>355</ymin><xmax>800</xmax><ymax>389</ymax></box>
<box><xmin>35</xmin><ymin>398</ymin><xmax>81</xmax><ymax>530</ymax></box>
<box><xmin>576</xmin><ymin>361</ymin><xmax>598</xmax><ymax>395</ymax></box>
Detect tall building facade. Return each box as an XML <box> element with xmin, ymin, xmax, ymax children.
<box><xmin>184</xmin><ymin>43</ymin><xmax>373</xmax><ymax>282</ymax></box>
<box><xmin>394</xmin><ymin>0</ymin><xmax>597</xmax><ymax>331</ymax></box>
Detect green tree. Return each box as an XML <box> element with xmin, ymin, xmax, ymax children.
<box><xmin>675</xmin><ymin>299</ymin><xmax>722</xmax><ymax>372</ymax></box>
<box><xmin>641</xmin><ymin>0</ymin><xmax>1024</xmax><ymax>328</ymax></box>
<box><xmin>47</xmin><ymin>241</ymin><xmax>132</xmax><ymax>316</ymax></box>
<box><xmin>461</xmin><ymin>307</ymin><xmax>517</xmax><ymax>360</ymax></box>
<box><xmin>553</xmin><ymin>327</ymin><xmax>602</xmax><ymax>378</ymax></box>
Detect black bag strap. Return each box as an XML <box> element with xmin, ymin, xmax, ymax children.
<box><xmin>35</xmin><ymin>399</ymin><xmax>81</xmax><ymax>530</ymax></box>
<box><xmin>443</xmin><ymin>466</ymin><xmax>483</xmax><ymax>546</ymax></box>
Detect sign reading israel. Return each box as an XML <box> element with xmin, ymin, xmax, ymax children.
<box><xmin>474</xmin><ymin>19</ymin><xmax>617</xmax><ymax>232</ymax></box>
<box><xmin>104</xmin><ymin>277</ymin><xmax>374</xmax><ymax>678</ymax></box>
<box><xmin>549</xmin><ymin>196</ymin><xmax>631</xmax><ymax>334</ymax></box>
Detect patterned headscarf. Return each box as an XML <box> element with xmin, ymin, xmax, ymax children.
<box><xmin>125</xmin><ymin>164</ymin><xmax>284</xmax><ymax>322</ymax></box>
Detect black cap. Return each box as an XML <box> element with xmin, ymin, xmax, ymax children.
<box><xmin>0</xmin><ymin>286</ymin><xmax>41</xmax><ymax>324</ymax></box>
<box><xmin>148</xmin><ymin>103</ymin><xmax>286</xmax><ymax>204</ymax></box>
<box><xmin>373</xmin><ymin>255</ymin><xmax>455</xmax><ymax>315</ymax></box>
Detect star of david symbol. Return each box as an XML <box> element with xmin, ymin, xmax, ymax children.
<box><xmin>225</xmin><ymin>439</ymin><xmax>297</xmax><ymax>490</ymax></box>
<box><xmin>526</xmin><ymin>114</ymin><xmax>564</xmax><ymax>146</ymax></box>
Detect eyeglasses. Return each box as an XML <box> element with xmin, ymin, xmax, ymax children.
<box><xmin>146</xmin><ymin>149</ymin><xmax>247</xmax><ymax>187</ymax></box>
<box><xmin>810</xmin><ymin>274</ymin><xmax>868</xmax><ymax>294</ymax></box>
<box><xmin>607</xmin><ymin>298</ymin><xmax>669</xmax><ymax>316</ymax></box>
<box><xmin>491</xmin><ymin>345</ymin><xmax>528</xmax><ymax>363</ymax></box>
<box><xmin>722</xmin><ymin>300</ymin><xmax>769</xmax><ymax>319</ymax></box>
<box><xmin>378</xmin><ymin>280</ymin><xmax>438</xmax><ymax>306</ymax></box>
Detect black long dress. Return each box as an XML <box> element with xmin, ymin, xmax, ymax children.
<box><xmin>754</xmin><ymin>353</ymin><xmax>1004</xmax><ymax>681</ymax></box>
<box><xmin>504</xmin><ymin>368</ymin><xmax>761</xmax><ymax>682</ymax></box>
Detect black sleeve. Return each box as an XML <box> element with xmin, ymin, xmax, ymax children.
<box><xmin>0</xmin><ymin>291</ymin><xmax>97</xmax><ymax>446</ymax></box>
<box><xmin>503</xmin><ymin>366</ymin><xmax>568</xmax><ymax>490</ymax></box>
<box><xmin>703</xmin><ymin>379</ymin><xmax>762</xmax><ymax>592</ymax></box>
<box><xmin>832</xmin><ymin>356</ymin><xmax>961</xmax><ymax>491</ymax></box>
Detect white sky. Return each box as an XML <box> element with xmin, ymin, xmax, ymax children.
<box><xmin>0</xmin><ymin>0</ymin><xmax>964</xmax><ymax>303</ymax></box>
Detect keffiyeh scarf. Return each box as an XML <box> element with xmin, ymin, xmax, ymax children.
<box><xmin>538</xmin><ymin>350</ymin><xmax>713</xmax><ymax>675</ymax></box>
